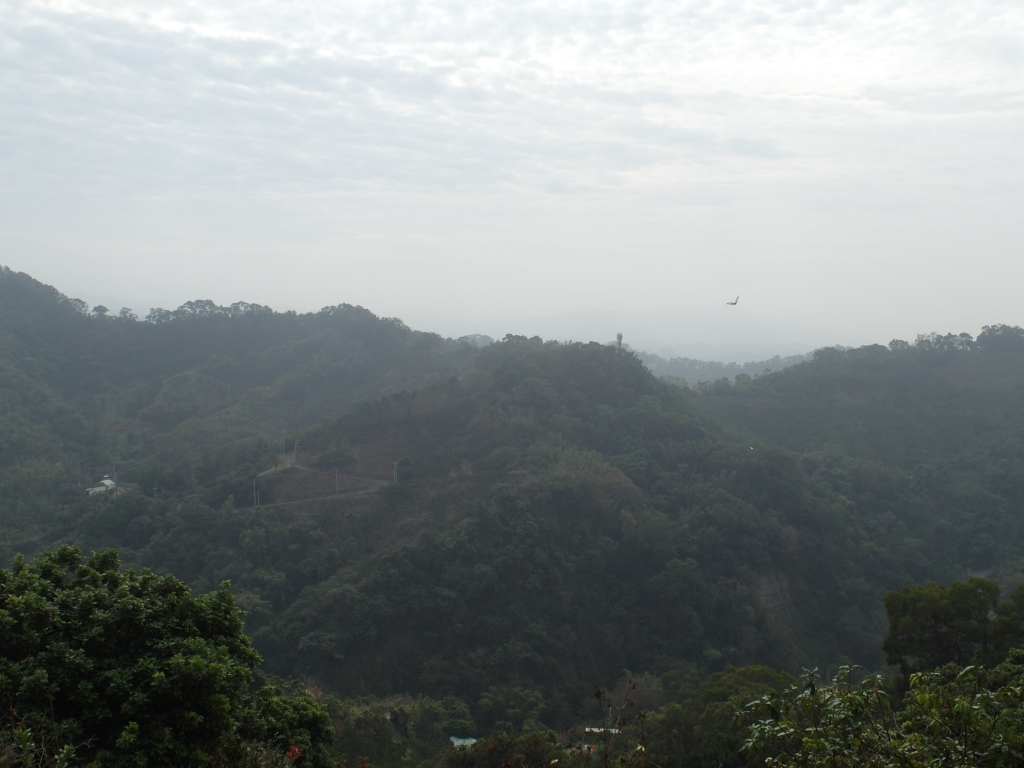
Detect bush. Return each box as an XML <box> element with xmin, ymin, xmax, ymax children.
<box><xmin>0</xmin><ymin>546</ymin><xmax>333</xmax><ymax>767</ymax></box>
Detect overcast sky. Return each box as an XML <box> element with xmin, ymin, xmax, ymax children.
<box><xmin>1</xmin><ymin>0</ymin><xmax>1022</xmax><ymax>358</ymax></box>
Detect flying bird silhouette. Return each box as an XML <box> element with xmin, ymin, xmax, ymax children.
<box><xmin>726</xmin><ymin>296</ymin><xmax>739</xmax><ymax>306</ymax></box>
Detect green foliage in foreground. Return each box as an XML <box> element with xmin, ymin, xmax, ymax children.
<box><xmin>642</xmin><ymin>665</ymin><xmax>792</xmax><ymax>768</ymax></box>
<box><xmin>233</xmin><ymin>683</ymin><xmax>336</xmax><ymax>768</ymax></box>
<box><xmin>745</xmin><ymin>664</ymin><xmax>1024</xmax><ymax>768</ymax></box>
<box><xmin>0</xmin><ymin>546</ymin><xmax>333</xmax><ymax>768</ymax></box>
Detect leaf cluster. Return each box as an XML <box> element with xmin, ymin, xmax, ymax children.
<box><xmin>744</xmin><ymin>665</ymin><xmax>1024</xmax><ymax>768</ymax></box>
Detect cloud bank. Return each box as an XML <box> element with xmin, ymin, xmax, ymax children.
<box><xmin>2</xmin><ymin>0</ymin><xmax>1022</xmax><ymax>352</ymax></box>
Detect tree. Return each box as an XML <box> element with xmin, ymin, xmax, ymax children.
<box><xmin>644</xmin><ymin>665</ymin><xmax>792</xmax><ymax>768</ymax></box>
<box><xmin>987</xmin><ymin>585</ymin><xmax>1024</xmax><ymax>665</ymax></box>
<box><xmin>0</xmin><ymin>546</ymin><xmax>328</xmax><ymax>767</ymax></box>
<box><xmin>233</xmin><ymin>683</ymin><xmax>336</xmax><ymax>768</ymax></box>
<box><xmin>883</xmin><ymin>578</ymin><xmax>999</xmax><ymax>673</ymax></box>
<box><xmin>477</xmin><ymin>687</ymin><xmax>545</xmax><ymax>734</ymax></box>
<box><xmin>744</xmin><ymin>665</ymin><xmax>1024</xmax><ymax>768</ymax></box>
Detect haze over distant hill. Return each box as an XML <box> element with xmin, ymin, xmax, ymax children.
<box><xmin>631</xmin><ymin>347</ymin><xmax>814</xmax><ymax>386</ymax></box>
<box><xmin>433</xmin><ymin>306</ymin><xmax>832</xmax><ymax>364</ymax></box>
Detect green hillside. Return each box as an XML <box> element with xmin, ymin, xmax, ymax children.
<box><xmin>250</xmin><ymin>339</ymin><xmax>905</xmax><ymax>716</ymax></box>
<box><xmin>695</xmin><ymin>331</ymin><xmax>1024</xmax><ymax>576</ymax></box>
<box><xmin>5</xmin><ymin>265</ymin><xmax>1024</xmax><ymax>739</ymax></box>
<box><xmin>0</xmin><ymin>265</ymin><xmax>470</xmax><ymax>538</ymax></box>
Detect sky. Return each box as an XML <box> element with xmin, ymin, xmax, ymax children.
<box><xmin>1</xmin><ymin>0</ymin><xmax>1022</xmax><ymax>360</ymax></box>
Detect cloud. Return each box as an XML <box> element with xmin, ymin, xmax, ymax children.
<box><xmin>5</xmin><ymin>0</ymin><xmax>1016</xmax><ymax>196</ymax></box>
<box><xmin>0</xmin><ymin>0</ymin><xmax>1022</xmax><ymax>348</ymax></box>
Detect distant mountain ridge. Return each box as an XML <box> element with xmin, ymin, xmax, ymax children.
<box><xmin>633</xmin><ymin>348</ymin><xmax>814</xmax><ymax>385</ymax></box>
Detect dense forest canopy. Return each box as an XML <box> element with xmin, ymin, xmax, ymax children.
<box><xmin>0</xmin><ymin>265</ymin><xmax>471</xmax><ymax>525</ymax></box>
<box><xmin>4</xmin><ymin>265</ymin><xmax>1024</xmax><ymax>757</ymax></box>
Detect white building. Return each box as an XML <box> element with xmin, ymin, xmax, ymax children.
<box><xmin>86</xmin><ymin>476</ymin><xmax>117</xmax><ymax>496</ymax></box>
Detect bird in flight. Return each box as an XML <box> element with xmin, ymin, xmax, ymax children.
<box><xmin>726</xmin><ymin>296</ymin><xmax>739</xmax><ymax>306</ymax></box>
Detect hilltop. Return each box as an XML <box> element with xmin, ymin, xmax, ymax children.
<box><xmin>0</xmin><ymin>264</ymin><xmax>470</xmax><ymax>535</ymax></box>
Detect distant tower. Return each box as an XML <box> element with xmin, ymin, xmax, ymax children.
<box><xmin>616</xmin><ymin>333</ymin><xmax>623</xmax><ymax>350</ymax></box>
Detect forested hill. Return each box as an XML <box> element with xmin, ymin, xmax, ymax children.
<box><xmin>6</xmin><ymin>265</ymin><xmax>1024</xmax><ymax>734</ymax></box>
<box><xmin>689</xmin><ymin>329</ymin><xmax>1024</xmax><ymax>586</ymax></box>
<box><xmin>697</xmin><ymin>330</ymin><xmax>1024</xmax><ymax>466</ymax></box>
<box><xmin>250</xmin><ymin>339</ymin><xmax>899</xmax><ymax>710</ymax></box>
<box><xmin>242</xmin><ymin>331</ymin><xmax>1024</xmax><ymax>711</ymax></box>
<box><xmin>0</xmin><ymin>265</ymin><xmax>470</xmax><ymax>515</ymax></box>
